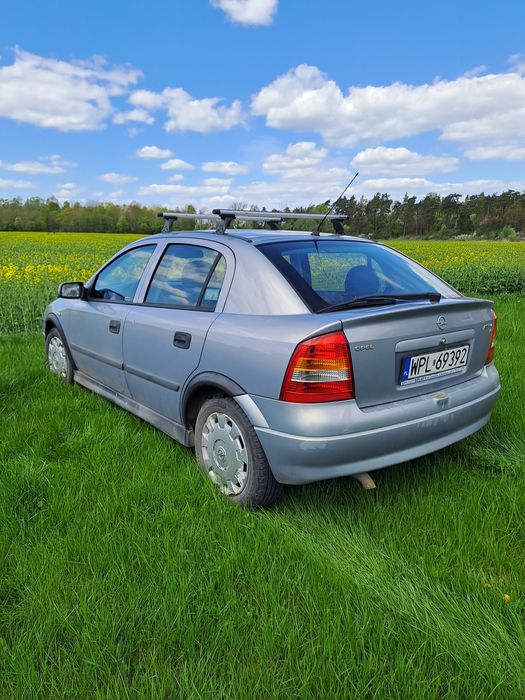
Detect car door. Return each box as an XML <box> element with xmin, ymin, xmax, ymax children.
<box><xmin>67</xmin><ymin>244</ymin><xmax>157</xmax><ymax>393</ymax></box>
<box><xmin>122</xmin><ymin>240</ymin><xmax>233</xmax><ymax>423</ymax></box>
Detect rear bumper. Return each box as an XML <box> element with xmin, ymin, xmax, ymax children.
<box><xmin>235</xmin><ymin>364</ymin><xmax>500</xmax><ymax>485</ymax></box>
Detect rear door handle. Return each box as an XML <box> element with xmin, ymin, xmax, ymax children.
<box><xmin>109</xmin><ymin>319</ymin><xmax>121</xmax><ymax>334</ymax></box>
<box><xmin>173</xmin><ymin>331</ymin><xmax>191</xmax><ymax>349</ymax></box>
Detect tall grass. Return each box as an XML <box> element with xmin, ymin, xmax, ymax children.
<box><xmin>0</xmin><ymin>296</ymin><xmax>524</xmax><ymax>697</ymax></box>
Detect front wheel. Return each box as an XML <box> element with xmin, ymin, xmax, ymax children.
<box><xmin>195</xmin><ymin>397</ymin><xmax>283</xmax><ymax>508</ymax></box>
<box><xmin>45</xmin><ymin>327</ymin><xmax>74</xmax><ymax>383</ymax></box>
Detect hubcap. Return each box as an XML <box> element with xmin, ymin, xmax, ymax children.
<box><xmin>201</xmin><ymin>412</ymin><xmax>249</xmax><ymax>495</ymax></box>
<box><xmin>47</xmin><ymin>336</ymin><xmax>68</xmax><ymax>378</ymax></box>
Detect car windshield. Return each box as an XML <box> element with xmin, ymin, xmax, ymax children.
<box><xmin>258</xmin><ymin>239</ymin><xmax>457</xmax><ymax>312</ymax></box>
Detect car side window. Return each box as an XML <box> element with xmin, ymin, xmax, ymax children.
<box><xmin>145</xmin><ymin>244</ymin><xmax>226</xmax><ymax>310</ymax></box>
<box><xmin>92</xmin><ymin>245</ymin><xmax>156</xmax><ymax>302</ymax></box>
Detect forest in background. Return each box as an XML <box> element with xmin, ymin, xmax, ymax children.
<box><xmin>2</xmin><ymin>190</ymin><xmax>525</xmax><ymax>239</ymax></box>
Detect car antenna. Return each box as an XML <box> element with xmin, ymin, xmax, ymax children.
<box><xmin>312</xmin><ymin>171</ymin><xmax>359</xmax><ymax>236</ymax></box>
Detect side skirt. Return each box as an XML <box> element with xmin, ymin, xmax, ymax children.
<box><xmin>74</xmin><ymin>370</ymin><xmax>194</xmax><ymax>447</ymax></box>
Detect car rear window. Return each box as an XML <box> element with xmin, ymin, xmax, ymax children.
<box><xmin>258</xmin><ymin>239</ymin><xmax>455</xmax><ymax>312</ymax></box>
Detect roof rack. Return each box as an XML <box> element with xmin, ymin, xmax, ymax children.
<box><xmin>157</xmin><ymin>209</ymin><xmax>349</xmax><ymax>235</ymax></box>
<box><xmin>157</xmin><ymin>211</ymin><xmax>283</xmax><ymax>234</ymax></box>
<box><xmin>213</xmin><ymin>209</ymin><xmax>349</xmax><ymax>235</ymax></box>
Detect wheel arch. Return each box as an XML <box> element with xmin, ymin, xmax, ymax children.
<box><xmin>44</xmin><ymin>313</ymin><xmax>76</xmax><ymax>370</ymax></box>
<box><xmin>182</xmin><ymin>372</ymin><xmax>245</xmax><ymax>430</ymax></box>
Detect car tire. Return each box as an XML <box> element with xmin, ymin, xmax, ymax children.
<box><xmin>45</xmin><ymin>327</ymin><xmax>74</xmax><ymax>383</ymax></box>
<box><xmin>195</xmin><ymin>397</ymin><xmax>283</xmax><ymax>508</ymax></box>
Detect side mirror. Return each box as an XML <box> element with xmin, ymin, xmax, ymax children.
<box><xmin>58</xmin><ymin>281</ymin><xmax>85</xmax><ymax>299</ymax></box>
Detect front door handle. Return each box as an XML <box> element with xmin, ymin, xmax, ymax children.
<box><xmin>109</xmin><ymin>319</ymin><xmax>121</xmax><ymax>334</ymax></box>
<box><xmin>173</xmin><ymin>331</ymin><xmax>191</xmax><ymax>349</ymax></box>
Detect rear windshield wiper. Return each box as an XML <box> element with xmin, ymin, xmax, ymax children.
<box><xmin>318</xmin><ymin>292</ymin><xmax>442</xmax><ymax>314</ymax></box>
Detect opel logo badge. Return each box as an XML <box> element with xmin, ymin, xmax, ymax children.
<box><xmin>436</xmin><ymin>315</ymin><xmax>447</xmax><ymax>330</ymax></box>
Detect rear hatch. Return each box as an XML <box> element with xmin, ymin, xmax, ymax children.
<box><xmin>338</xmin><ymin>298</ymin><xmax>494</xmax><ymax>408</ymax></box>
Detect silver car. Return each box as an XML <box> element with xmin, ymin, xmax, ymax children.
<box><xmin>44</xmin><ymin>210</ymin><xmax>500</xmax><ymax>507</ymax></box>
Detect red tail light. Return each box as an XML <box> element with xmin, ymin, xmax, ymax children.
<box><xmin>485</xmin><ymin>310</ymin><xmax>497</xmax><ymax>364</ymax></box>
<box><xmin>280</xmin><ymin>331</ymin><xmax>354</xmax><ymax>403</ymax></box>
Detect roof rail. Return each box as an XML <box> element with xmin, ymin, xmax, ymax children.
<box><xmin>157</xmin><ymin>209</ymin><xmax>349</xmax><ymax>235</ymax></box>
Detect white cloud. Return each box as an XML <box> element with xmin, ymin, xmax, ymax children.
<box><xmin>54</xmin><ymin>182</ymin><xmax>82</xmax><ymax>201</ymax></box>
<box><xmin>129</xmin><ymin>90</ymin><xmax>166</xmax><ymax>111</ymax></box>
<box><xmin>252</xmin><ymin>64</ymin><xmax>525</xmax><ymax>157</ymax></box>
<box><xmin>508</xmin><ymin>53</ymin><xmax>525</xmax><ymax>75</ymax></box>
<box><xmin>262</xmin><ymin>141</ymin><xmax>328</xmax><ymax>172</ymax></box>
<box><xmin>129</xmin><ymin>87</ymin><xmax>244</xmax><ymax>134</ymax></box>
<box><xmin>202</xmin><ymin>160</ymin><xmax>249</xmax><ymax>175</ymax></box>
<box><xmin>137</xmin><ymin>178</ymin><xmax>233</xmax><ymax>199</ymax></box>
<box><xmin>160</xmin><ymin>158</ymin><xmax>194</xmax><ymax>171</ymax></box>
<box><xmin>358</xmin><ymin>177</ymin><xmax>525</xmax><ymax>199</ymax></box>
<box><xmin>0</xmin><ymin>48</ymin><xmax>141</xmax><ymax>131</ymax></box>
<box><xmin>168</xmin><ymin>174</ymin><xmax>184</xmax><ymax>182</ymax></box>
<box><xmin>233</xmin><ymin>167</ymin><xmax>349</xmax><ymax>209</ymax></box>
<box><xmin>113</xmin><ymin>108</ymin><xmax>154</xmax><ymax>125</ymax></box>
<box><xmin>463</xmin><ymin>145</ymin><xmax>525</xmax><ymax>161</ymax></box>
<box><xmin>203</xmin><ymin>177</ymin><xmax>233</xmax><ymax>187</ymax></box>
<box><xmin>136</xmin><ymin>145</ymin><xmax>173</xmax><ymax>159</ymax></box>
<box><xmin>98</xmin><ymin>172</ymin><xmax>138</xmax><ymax>183</ymax></box>
<box><xmin>1</xmin><ymin>154</ymin><xmax>76</xmax><ymax>174</ymax></box>
<box><xmin>462</xmin><ymin>65</ymin><xmax>487</xmax><ymax>78</ymax></box>
<box><xmin>0</xmin><ymin>178</ymin><xmax>34</xmax><ymax>189</ymax></box>
<box><xmin>108</xmin><ymin>189</ymin><xmax>126</xmax><ymax>200</ymax></box>
<box><xmin>210</xmin><ymin>0</ymin><xmax>278</xmax><ymax>25</ymax></box>
<box><xmin>351</xmin><ymin>147</ymin><xmax>459</xmax><ymax>176</ymax></box>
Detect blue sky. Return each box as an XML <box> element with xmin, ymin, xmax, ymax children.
<box><xmin>1</xmin><ymin>0</ymin><xmax>525</xmax><ymax>209</ymax></box>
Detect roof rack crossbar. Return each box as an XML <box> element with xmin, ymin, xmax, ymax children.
<box><xmin>212</xmin><ymin>209</ymin><xmax>349</xmax><ymax>235</ymax></box>
<box><xmin>157</xmin><ymin>210</ymin><xmax>348</xmax><ymax>234</ymax></box>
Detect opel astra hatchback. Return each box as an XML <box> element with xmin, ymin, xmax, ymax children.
<box><xmin>44</xmin><ymin>210</ymin><xmax>500</xmax><ymax>507</ymax></box>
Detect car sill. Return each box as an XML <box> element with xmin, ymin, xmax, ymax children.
<box><xmin>73</xmin><ymin>370</ymin><xmax>193</xmax><ymax>447</ymax></box>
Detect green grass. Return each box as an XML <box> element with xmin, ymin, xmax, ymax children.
<box><xmin>1</xmin><ymin>295</ymin><xmax>524</xmax><ymax>698</ymax></box>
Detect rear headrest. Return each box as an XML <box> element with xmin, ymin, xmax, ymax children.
<box><xmin>345</xmin><ymin>265</ymin><xmax>380</xmax><ymax>297</ymax></box>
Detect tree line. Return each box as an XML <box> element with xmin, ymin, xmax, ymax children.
<box><xmin>1</xmin><ymin>191</ymin><xmax>525</xmax><ymax>239</ymax></box>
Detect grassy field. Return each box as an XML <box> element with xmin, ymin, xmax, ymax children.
<box><xmin>1</xmin><ymin>297</ymin><xmax>524</xmax><ymax>697</ymax></box>
<box><xmin>1</xmin><ymin>231</ymin><xmax>525</xmax><ymax>697</ymax></box>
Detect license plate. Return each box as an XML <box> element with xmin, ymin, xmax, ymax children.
<box><xmin>401</xmin><ymin>345</ymin><xmax>470</xmax><ymax>385</ymax></box>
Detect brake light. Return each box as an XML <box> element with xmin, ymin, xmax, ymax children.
<box><xmin>485</xmin><ymin>310</ymin><xmax>497</xmax><ymax>364</ymax></box>
<box><xmin>280</xmin><ymin>331</ymin><xmax>354</xmax><ymax>403</ymax></box>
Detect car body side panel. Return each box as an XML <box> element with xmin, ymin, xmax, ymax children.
<box><xmin>194</xmin><ymin>312</ymin><xmax>342</xmax><ymax>400</ymax></box>
<box><xmin>65</xmin><ymin>300</ymin><xmax>130</xmax><ymax>394</ymax></box>
<box><xmin>122</xmin><ymin>307</ymin><xmax>219</xmax><ymax>422</ymax></box>
<box><xmin>220</xmin><ymin>242</ymin><xmax>309</xmax><ymax>315</ymax></box>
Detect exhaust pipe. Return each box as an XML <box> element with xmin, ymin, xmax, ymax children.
<box><xmin>353</xmin><ymin>472</ymin><xmax>376</xmax><ymax>490</ymax></box>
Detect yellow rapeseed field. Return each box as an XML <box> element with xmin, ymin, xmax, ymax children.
<box><xmin>0</xmin><ymin>231</ymin><xmax>524</xmax><ymax>333</ymax></box>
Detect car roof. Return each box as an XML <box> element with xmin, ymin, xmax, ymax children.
<box><xmin>139</xmin><ymin>229</ymin><xmax>376</xmax><ymax>247</ymax></box>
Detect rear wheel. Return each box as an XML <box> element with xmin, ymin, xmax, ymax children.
<box><xmin>195</xmin><ymin>397</ymin><xmax>283</xmax><ymax>508</ymax></box>
<box><xmin>45</xmin><ymin>327</ymin><xmax>74</xmax><ymax>383</ymax></box>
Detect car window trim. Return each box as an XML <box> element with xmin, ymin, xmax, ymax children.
<box><xmin>88</xmin><ymin>243</ymin><xmax>158</xmax><ymax>305</ymax></box>
<box><xmin>143</xmin><ymin>242</ymin><xmax>225</xmax><ymax>311</ymax></box>
<box><xmin>196</xmin><ymin>253</ymin><xmax>222</xmax><ymax>308</ymax></box>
